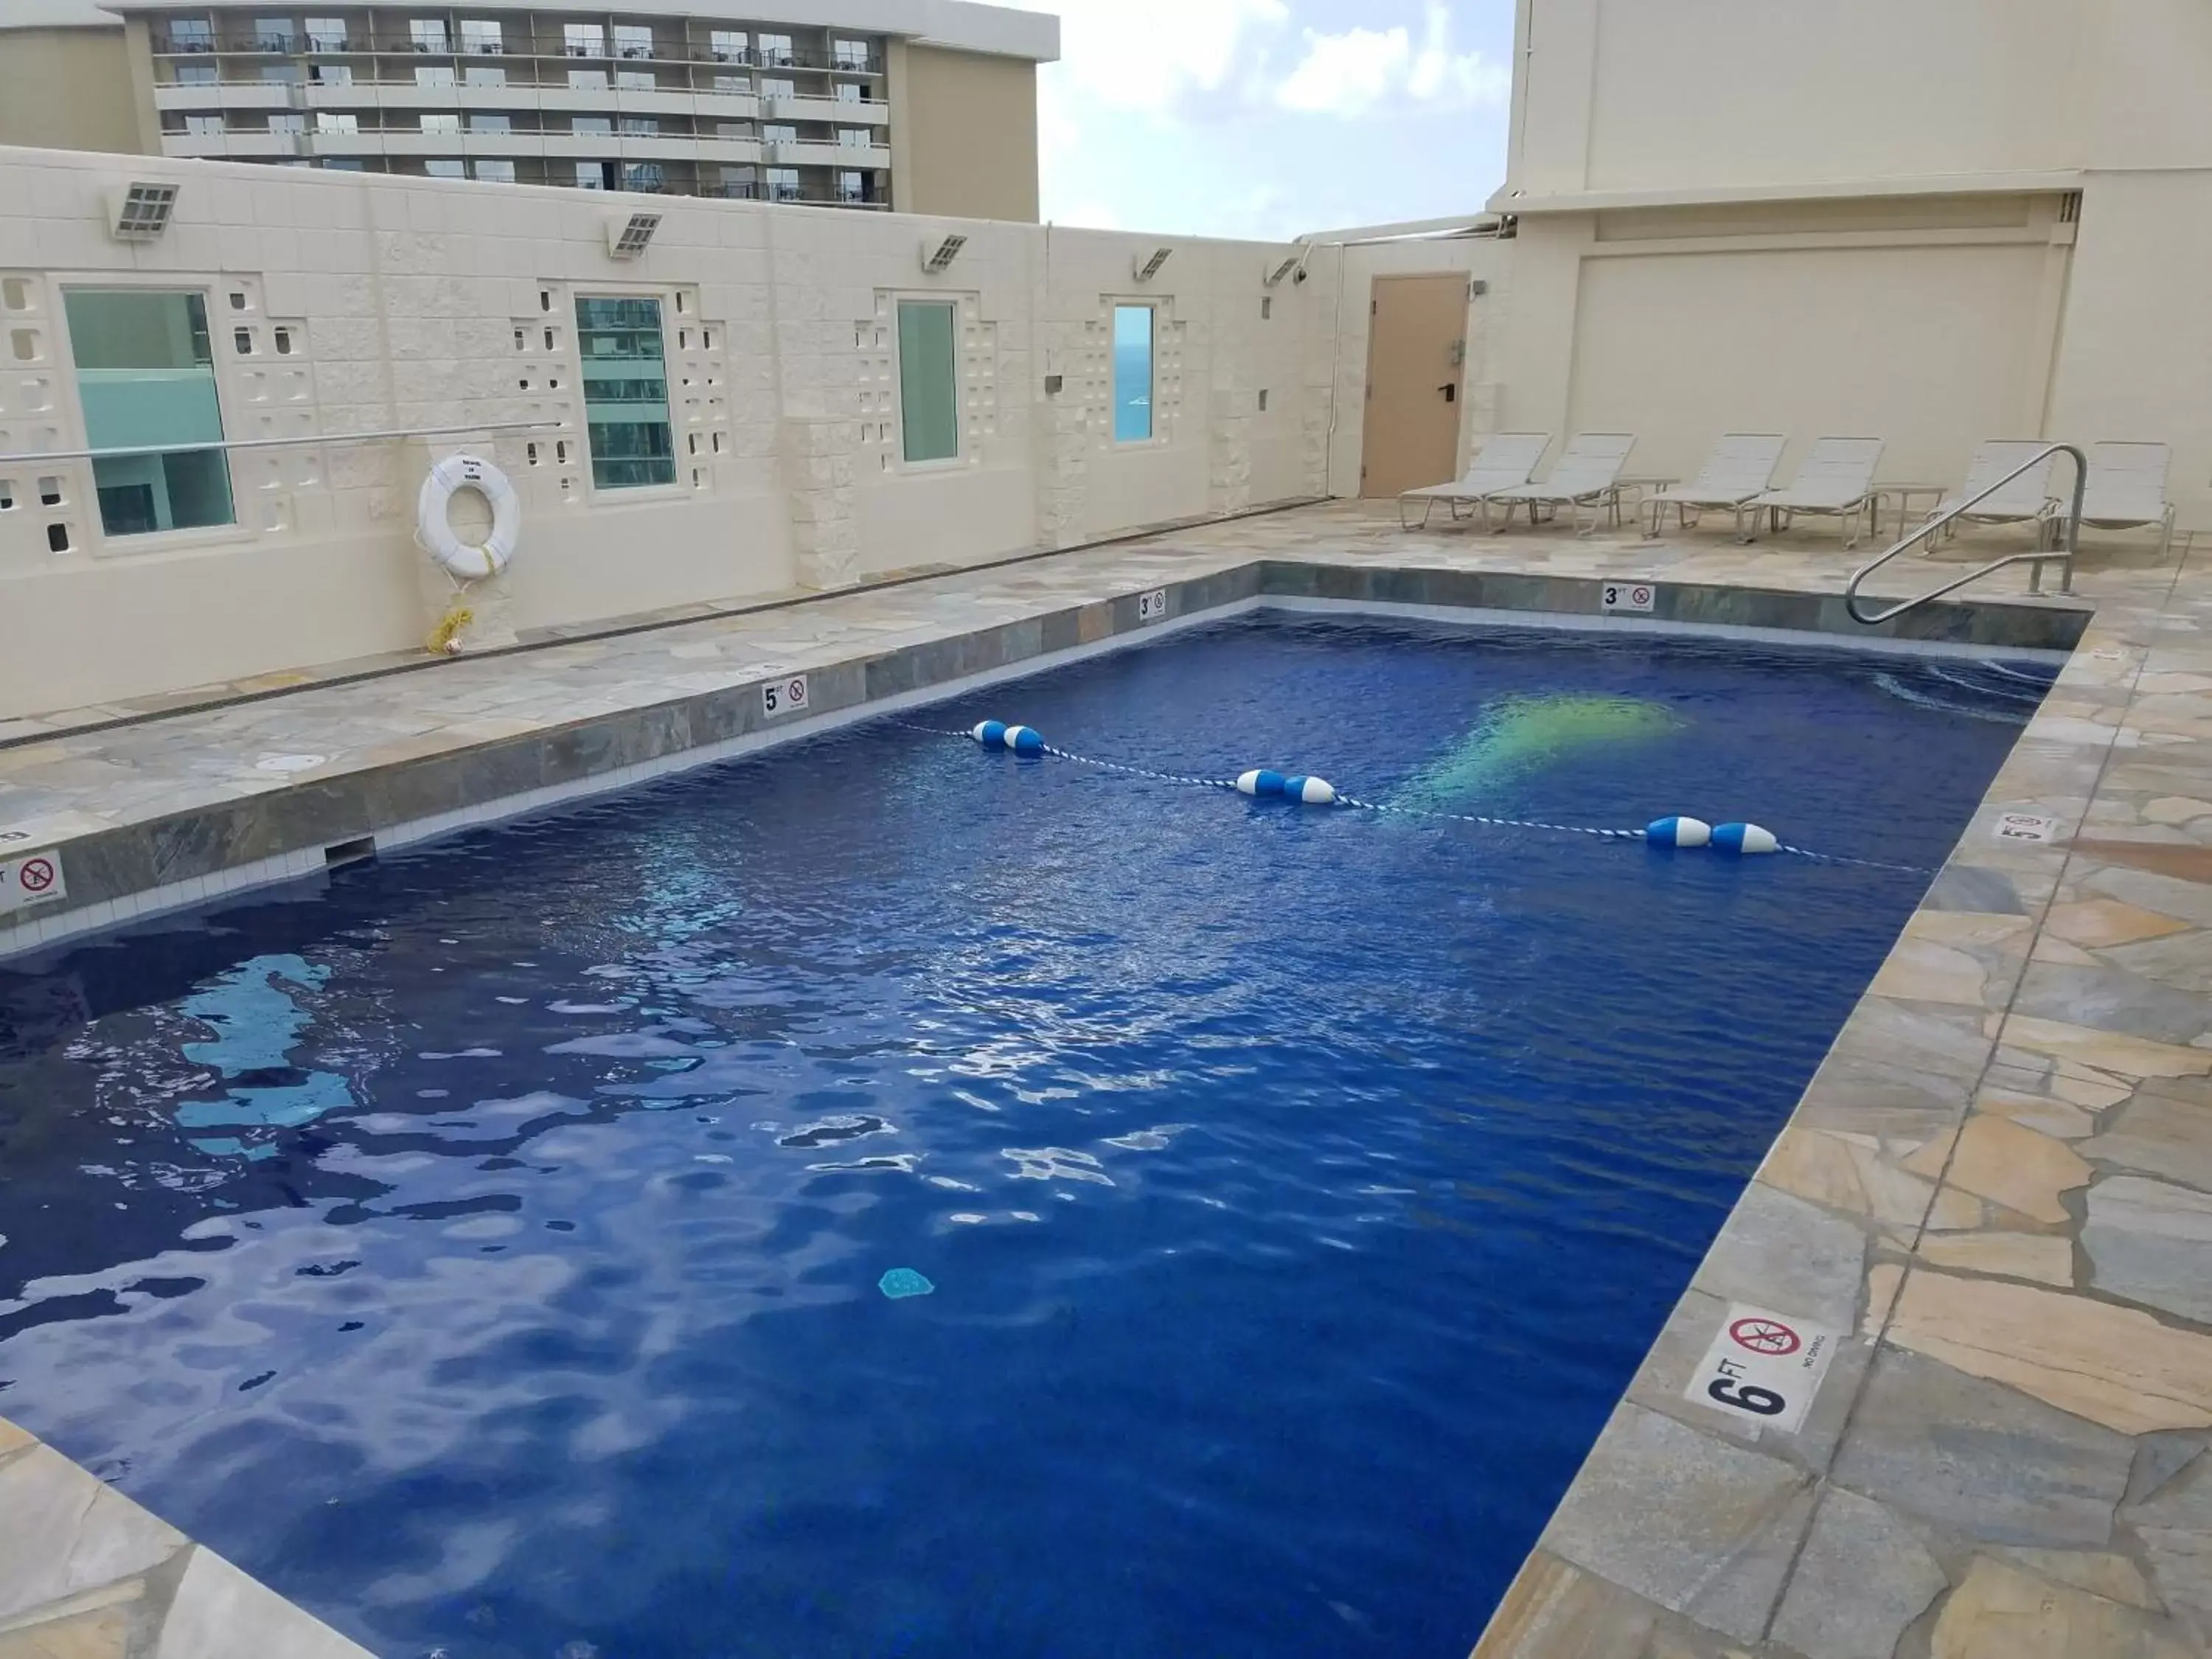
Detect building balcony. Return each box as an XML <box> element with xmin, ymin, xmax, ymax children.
<box><xmin>153</xmin><ymin>83</ymin><xmax>296</xmax><ymax>111</ymax></box>
<box><xmin>763</xmin><ymin>93</ymin><xmax>886</xmax><ymax>126</ymax></box>
<box><xmin>159</xmin><ymin>131</ymin><xmax>305</xmax><ymax>160</ymax></box>
<box><xmin>764</xmin><ymin>139</ymin><xmax>872</xmax><ymax>168</ymax></box>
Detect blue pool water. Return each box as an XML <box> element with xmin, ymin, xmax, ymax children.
<box><xmin>0</xmin><ymin>616</ymin><xmax>2048</xmax><ymax>1659</ymax></box>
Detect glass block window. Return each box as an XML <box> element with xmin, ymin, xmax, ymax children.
<box><xmin>63</xmin><ymin>289</ymin><xmax>234</xmax><ymax>538</ymax></box>
<box><xmin>576</xmin><ymin>296</ymin><xmax>675</xmax><ymax>490</ymax></box>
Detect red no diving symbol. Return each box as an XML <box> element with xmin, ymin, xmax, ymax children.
<box><xmin>1729</xmin><ymin>1316</ymin><xmax>1800</xmax><ymax>1357</ymax></box>
<box><xmin>17</xmin><ymin>857</ymin><xmax>56</xmax><ymax>894</ymax></box>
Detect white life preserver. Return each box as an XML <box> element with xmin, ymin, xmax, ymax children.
<box><xmin>417</xmin><ymin>452</ymin><xmax>520</xmax><ymax>580</ymax></box>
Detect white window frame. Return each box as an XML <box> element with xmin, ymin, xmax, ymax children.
<box><xmin>53</xmin><ymin>276</ymin><xmax>246</xmax><ymax>555</ymax></box>
<box><xmin>572</xmin><ymin>285</ymin><xmax>684</xmax><ymax>502</ymax></box>
<box><xmin>1110</xmin><ymin>300</ymin><xmax>1162</xmax><ymax>448</ymax></box>
<box><xmin>891</xmin><ymin>293</ymin><xmax>964</xmax><ymax>471</ymax></box>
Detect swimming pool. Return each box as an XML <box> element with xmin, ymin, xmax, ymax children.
<box><xmin>0</xmin><ymin>613</ymin><xmax>2048</xmax><ymax>1658</ymax></box>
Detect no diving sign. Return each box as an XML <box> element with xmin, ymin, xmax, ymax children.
<box><xmin>1</xmin><ymin>849</ymin><xmax>66</xmax><ymax>915</ymax></box>
<box><xmin>1684</xmin><ymin>1303</ymin><xmax>1839</xmax><ymax>1434</ymax></box>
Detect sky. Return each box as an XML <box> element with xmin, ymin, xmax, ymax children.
<box><xmin>1006</xmin><ymin>0</ymin><xmax>1519</xmax><ymax>240</ymax></box>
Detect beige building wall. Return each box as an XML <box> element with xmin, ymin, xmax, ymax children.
<box><xmin>892</xmin><ymin>44</ymin><xmax>1040</xmax><ymax>223</ymax></box>
<box><xmin>0</xmin><ymin>144</ymin><xmax>1322</xmax><ymax>720</ymax></box>
<box><xmin>1493</xmin><ymin>0</ymin><xmax>2212</xmax><ymax>533</ymax></box>
<box><xmin>0</xmin><ymin>27</ymin><xmax>152</xmax><ymax>157</ymax></box>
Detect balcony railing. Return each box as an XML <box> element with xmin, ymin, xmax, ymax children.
<box><xmin>155</xmin><ymin>35</ymin><xmax>883</xmax><ymax>73</ymax></box>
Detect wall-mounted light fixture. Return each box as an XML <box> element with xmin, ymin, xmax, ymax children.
<box><xmin>108</xmin><ymin>182</ymin><xmax>178</xmax><ymax>242</ymax></box>
<box><xmin>1262</xmin><ymin>254</ymin><xmax>1301</xmax><ymax>287</ymax></box>
<box><xmin>605</xmin><ymin>211</ymin><xmax>661</xmax><ymax>259</ymax></box>
<box><xmin>1133</xmin><ymin>247</ymin><xmax>1172</xmax><ymax>282</ymax></box>
<box><xmin>919</xmin><ymin>232</ymin><xmax>967</xmax><ymax>274</ymax></box>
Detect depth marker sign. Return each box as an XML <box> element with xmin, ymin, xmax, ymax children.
<box><xmin>1684</xmin><ymin>1303</ymin><xmax>1839</xmax><ymax>1433</ymax></box>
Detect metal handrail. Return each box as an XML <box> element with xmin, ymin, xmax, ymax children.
<box><xmin>0</xmin><ymin>420</ymin><xmax>562</xmax><ymax>469</ymax></box>
<box><xmin>1844</xmin><ymin>442</ymin><xmax>2086</xmax><ymax>625</ymax></box>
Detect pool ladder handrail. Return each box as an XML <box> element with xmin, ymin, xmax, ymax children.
<box><xmin>1844</xmin><ymin>442</ymin><xmax>2086</xmax><ymax>626</ymax></box>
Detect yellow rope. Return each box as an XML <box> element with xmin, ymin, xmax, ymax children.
<box><xmin>426</xmin><ymin>603</ymin><xmax>474</xmax><ymax>656</ymax></box>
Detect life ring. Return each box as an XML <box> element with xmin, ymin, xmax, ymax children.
<box><xmin>417</xmin><ymin>452</ymin><xmax>520</xmax><ymax>580</ymax></box>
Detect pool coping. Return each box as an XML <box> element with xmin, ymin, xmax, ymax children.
<box><xmin>3</xmin><ymin>504</ymin><xmax>2206</xmax><ymax>1658</ymax></box>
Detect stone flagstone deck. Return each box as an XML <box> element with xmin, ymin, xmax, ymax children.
<box><xmin>1</xmin><ymin>499</ymin><xmax>2208</xmax><ymax>1658</ymax></box>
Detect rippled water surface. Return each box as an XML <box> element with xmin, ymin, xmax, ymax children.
<box><xmin>0</xmin><ymin>616</ymin><xmax>2048</xmax><ymax>1658</ymax></box>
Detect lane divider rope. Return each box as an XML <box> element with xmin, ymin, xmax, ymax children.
<box><xmin>897</xmin><ymin>723</ymin><xmax>1930</xmax><ymax>874</ymax></box>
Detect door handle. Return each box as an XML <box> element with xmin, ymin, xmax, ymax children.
<box><xmin>1437</xmin><ymin>383</ymin><xmax>1456</xmax><ymax>403</ymax></box>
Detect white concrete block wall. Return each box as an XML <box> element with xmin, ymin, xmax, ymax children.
<box><xmin>0</xmin><ymin>145</ymin><xmax>1332</xmax><ymax>719</ymax></box>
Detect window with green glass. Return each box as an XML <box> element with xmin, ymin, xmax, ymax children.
<box><xmin>896</xmin><ymin>299</ymin><xmax>958</xmax><ymax>464</ymax></box>
<box><xmin>1113</xmin><ymin>303</ymin><xmax>1154</xmax><ymax>442</ymax></box>
<box><xmin>574</xmin><ymin>295</ymin><xmax>675</xmax><ymax>490</ymax></box>
<box><xmin>63</xmin><ymin>288</ymin><xmax>234</xmax><ymax>538</ymax></box>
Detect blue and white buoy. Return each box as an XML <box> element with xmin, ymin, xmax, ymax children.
<box><xmin>1237</xmin><ymin>769</ymin><xmax>1336</xmax><ymax>804</ymax></box>
<box><xmin>1646</xmin><ymin>815</ymin><xmax>1712</xmax><ymax>849</ymax></box>
<box><xmin>1712</xmin><ymin>822</ymin><xmax>1778</xmax><ymax>855</ymax></box>
<box><xmin>973</xmin><ymin>720</ymin><xmax>1043</xmax><ymax>757</ymax></box>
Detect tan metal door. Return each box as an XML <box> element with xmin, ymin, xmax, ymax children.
<box><xmin>1360</xmin><ymin>274</ymin><xmax>1467</xmax><ymax>497</ymax></box>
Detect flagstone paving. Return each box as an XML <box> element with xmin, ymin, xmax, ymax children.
<box><xmin>1</xmin><ymin>498</ymin><xmax>2208</xmax><ymax>1658</ymax></box>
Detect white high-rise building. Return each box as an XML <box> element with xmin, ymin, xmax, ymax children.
<box><xmin>0</xmin><ymin>0</ymin><xmax>1057</xmax><ymax>219</ymax></box>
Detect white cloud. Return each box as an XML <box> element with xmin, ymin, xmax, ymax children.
<box><xmin>1040</xmin><ymin>0</ymin><xmax>1289</xmax><ymax>113</ymax></box>
<box><xmin>1276</xmin><ymin>3</ymin><xmax>1510</xmax><ymax>118</ymax></box>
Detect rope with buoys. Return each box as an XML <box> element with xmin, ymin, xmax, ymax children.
<box><xmin>906</xmin><ymin>721</ymin><xmax>1931</xmax><ymax>874</ymax></box>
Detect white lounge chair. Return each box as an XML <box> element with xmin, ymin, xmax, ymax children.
<box><xmin>1397</xmin><ymin>432</ymin><xmax>1552</xmax><ymax>530</ymax></box>
<box><xmin>1486</xmin><ymin>433</ymin><xmax>1638</xmax><ymax>536</ymax></box>
<box><xmin>1919</xmin><ymin>439</ymin><xmax>2060</xmax><ymax>553</ymax></box>
<box><xmin>1641</xmin><ymin>434</ymin><xmax>1788</xmax><ymax>540</ymax></box>
<box><xmin>1743</xmin><ymin>437</ymin><xmax>1885</xmax><ymax>548</ymax></box>
<box><xmin>2079</xmin><ymin>441</ymin><xmax>2176</xmax><ymax>560</ymax></box>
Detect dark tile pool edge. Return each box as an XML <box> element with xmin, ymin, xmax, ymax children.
<box><xmin>0</xmin><ymin>564</ymin><xmax>2090</xmax><ymax>965</ymax></box>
